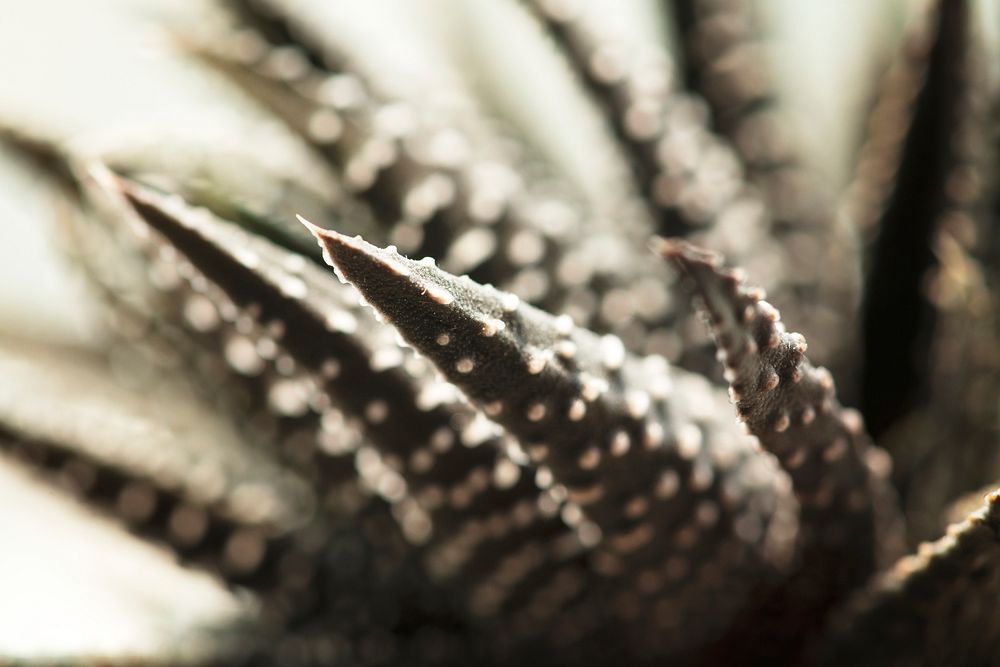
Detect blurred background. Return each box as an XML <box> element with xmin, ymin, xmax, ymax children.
<box><xmin>0</xmin><ymin>0</ymin><xmax>997</xmax><ymax>659</ymax></box>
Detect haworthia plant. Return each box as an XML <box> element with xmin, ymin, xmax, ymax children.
<box><xmin>0</xmin><ymin>0</ymin><xmax>998</xmax><ymax>664</ymax></box>
<box><xmin>305</xmin><ymin>221</ymin><xmax>798</xmax><ymax>659</ymax></box>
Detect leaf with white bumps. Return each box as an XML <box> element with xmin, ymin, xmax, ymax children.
<box><xmin>523</xmin><ymin>0</ymin><xmax>855</xmax><ymax>376</ymax></box>
<box><xmin>88</xmin><ymin>170</ymin><xmax>592</xmax><ymax>652</ymax></box>
<box><xmin>102</xmin><ymin>171</ymin><xmax>551</xmax><ymax>551</ymax></box>
<box><xmin>199</xmin><ymin>0</ymin><xmax>728</xmax><ymax>370</ymax></box>
<box><xmin>67</xmin><ymin>168</ymin><xmax>524</xmax><ymax>661</ymax></box>
<box><xmin>662</xmin><ymin>238</ymin><xmax>904</xmax><ymax>660</ymax></box>
<box><xmin>0</xmin><ymin>339</ymin><xmax>314</xmax><ymax>592</ymax></box>
<box><xmin>307</xmin><ymin>222</ymin><xmax>799</xmax><ymax>657</ymax></box>
<box><xmin>817</xmin><ymin>490</ymin><xmax>1000</xmax><ymax>666</ymax></box>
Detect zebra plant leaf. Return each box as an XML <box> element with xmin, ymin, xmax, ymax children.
<box><xmin>195</xmin><ymin>0</ymin><xmax>720</xmax><ymax>369</ymax></box>
<box><xmin>0</xmin><ymin>338</ymin><xmax>312</xmax><ymax>589</ymax></box>
<box><xmin>0</xmin><ymin>117</ymin><xmax>363</xmax><ymax>274</ymax></box>
<box><xmin>36</xmin><ymin>165</ymin><xmax>497</xmax><ymax>665</ymax></box>
<box><xmin>520</xmin><ymin>0</ymin><xmax>681</xmax><ymax>232</ymax></box>
<box><xmin>89</xmin><ymin>168</ymin><xmax>603</xmax><ymax>664</ymax></box>
<box><xmin>521</xmin><ymin>0</ymin><xmax>855</xmax><ymax>377</ymax></box>
<box><xmin>198</xmin><ymin>0</ymin><xmax>538</xmax><ymax>273</ymax></box>
<box><xmin>844</xmin><ymin>0</ymin><xmax>996</xmax><ymax>542</ymax></box>
<box><xmin>667</xmin><ymin>0</ymin><xmax>856</xmax><ymax>375</ymax></box>
<box><xmin>817</xmin><ymin>489</ymin><xmax>1000</xmax><ymax>666</ymax></box>
<box><xmin>660</xmin><ymin>239</ymin><xmax>896</xmax><ymax>535</ymax></box>
<box><xmin>0</xmin><ymin>341</ymin><xmax>367</xmax><ymax>656</ymax></box>
<box><xmin>306</xmin><ymin>221</ymin><xmax>799</xmax><ymax>657</ymax></box>
<box><xmin>0</xmin><ymin>0</ymin><xmax>998</xmax><ymax>663</ymax></box>
<box><xmin>661</xmin><ymin>238</ymin><xmax>903</xmax><ymax>660</ymax></box>
<box><xmin>850</xmin><ymin>0</ymin><xmax>980</xmax><ymax>440</ymax></box>
<box><xmin>670</xmin><ymin>0</ymin><xmax>799</xmax><ymax>176</ymax></box>
<box><xmin>96</xmin><ymin>167</ymin><xmax>548</xmax><ymax>543</ymax></box>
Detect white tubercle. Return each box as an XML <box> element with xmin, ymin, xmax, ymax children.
<box><xmin>481</xmin><ymin>318</ymin><xmax>506</xmax><ymax>337</ymax></box>
<box><xmin>599</xmin><ymin>335</ymin><xmax>626</xmax><ymax>370</ymax></box>
<box><xmin>500</xmin><ymin>292</ymin><xmax>520</xmax><ymax>312</ymax></box>
<box><xmin>424</xmin><ymin>282</ymin><xmax>455</xmax><ymax>305</ymax></box>
<box><xmin>526</xmin><ymin>350</ymin><xmax>548</xmax><ymax>375</ymax></box>
<box><xmin>554</xmin><ymin>314</ymin><xmax>574</xmax><ymax>336</ymax></box>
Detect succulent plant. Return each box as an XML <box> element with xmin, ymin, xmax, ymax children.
<box><xmin>0</xmin><ymin>0</ymin><xmax>998</xmax><ymax>665</ymax></box>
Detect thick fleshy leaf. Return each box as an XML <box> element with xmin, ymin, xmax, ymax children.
<box><xmin>2</xmin><ymin>115</ymin><xmax>363</xmax><ymax>260</ymax></box>
<box><xmin>112</xmin><ymin>145</ymin><xmax>360</xmax><ymax>265</ymax></box>
<box><xmin>671</xmin><ymin>0</ymin><xmax>775</xmax><ymax>155</ymax></box>
<box><xmin>0</xmin><ymin>338</ymin><xmax>315</xmax><ymax>596</ymax></box>
<box><xmin>521</xmin><ymin>0</ymin><xmax>854</xmax><ymax>378</ymax></box>
<box><xmin>95</xmin><ymin>170</ymin><xmax>607</xmax><ymax>661</ymax></box>
<box><xmin>72</xmin><ymin>167</ymin><xmax>362</xmax><ymax>499</ymax></box>
<box><xmin>670</xmin><ymin>3</ymin><xmax>844</xmax><ymax>255</ymax></box>
<box><xmin>308</xmin><ymin>222</ymin><xmax>798</xmax><ymax>657</ymax></box>
<box><xmin>668</xmin><ymin>0</ymin><xmax>857</xmax><ymax>373</ymax></box>
<box><xmin>890</xmin><ymin>226</ymin><xmax>1000</xmax><ymax>541</ymax></box>
<box><xmin>38</xmin><ymin>168</ymin><xmax>495</xmax><ymax>662</ymax></box>
<box><xmin>98</xmin><ymin>170</ymin><xmax>551</xmax><ymax>550</ymax></box>
<box><xmin>661</xmin><ymin>240</ymin><xmax>887</xmax><ymax>508</ymax></box>
<box><xmin>195</xmin><ymin>0</ymin><xmax>713</xmax><ymax>368</ymax></box>
<box><xmin>849</xmin><ymin>0</ymin><xmax>981</xmax><ymax>439</ymax></box>
<box><xmin>518</xmin><ymin>0</ymin><xmax>675</xmax><ymax>227</ymax></box>
<box><xmin>817</xmin><ymin>490</ymin><xmax>1000</xmax><ymax>666</ymax></box>
<box><xmin>846</xmin><ymin>0</ymin><xmax>996</xmax><ymax>542</ymax></box>
<box><xmin>662</xmin><ymin>238</ymin><xmax>903</xmax><ymax>660</ymax></box>
<box><xmin>199</xmin><ymin>1</ymin><xmax>548</xmax><ymax>274</ymax></box>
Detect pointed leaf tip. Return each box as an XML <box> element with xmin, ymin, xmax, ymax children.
<box><xmin>297</xmin><ymin>214</ymin><xmax>373</xmax><ymax>276</ymax></box>
<box><xmin>295</xmin><ymin>213</ymin><xmax>325</xmax><ymax>237</ymax></box>
<box><xmin>80</xmin><ymin>159</ymin><xmax>124</xmax><ymax>196</ymax></box>
<box><xmin>656</xmin><ymin>237</ymin><xmax>724</xmax><ymax>271</ymax></box>
<box><xmin>310</xmin><ymin>225</ymin><xmax>397</xmax><ymax>278</ymax></box>
<box><xmin>648</xmin><ymin>235</ymin><xmax>671</xmax><ymax>256</ymax></box>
